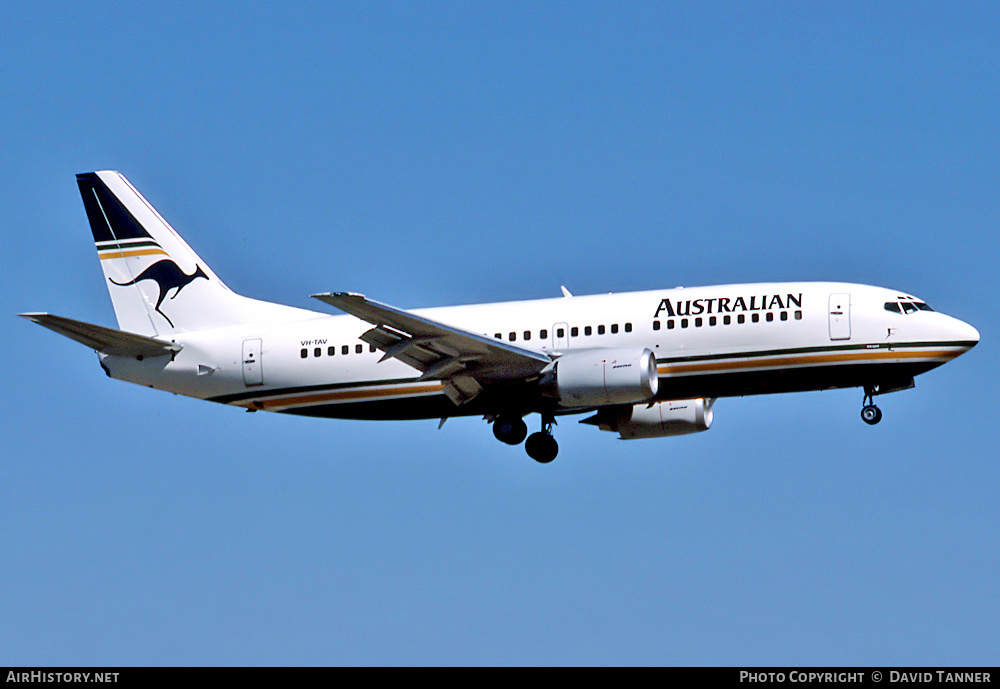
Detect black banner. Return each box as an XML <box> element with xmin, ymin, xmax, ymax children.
<box><xmin>1</xmin><ymin>667</ymin><xmax>996</xmax><ymax>678</ymax></box>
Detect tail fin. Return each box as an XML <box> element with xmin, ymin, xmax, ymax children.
<box><xmin>77</xmin><ymin>171</ymin><xmax>297</xmax><ymax>335</ymax></box>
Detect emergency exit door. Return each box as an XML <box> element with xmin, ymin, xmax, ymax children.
<box><xmin>242</xmin><ymin>338</ymin><xmax>263</xmax><ymax>386</ymax></box>
<box><xmin>552</xmin><ymin>323</ymin><xmax>570</xmax><ymax>351</ymax></box>
<box><xmin>828</xmin><ymin>294</ymin><xmax>851</xmax><ymax>340</ymax></box>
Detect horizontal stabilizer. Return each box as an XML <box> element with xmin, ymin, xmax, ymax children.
<box><xmin>19</xmin><ymin>313</ymin><xmax>182</xmax><ymax>358</ymax></box>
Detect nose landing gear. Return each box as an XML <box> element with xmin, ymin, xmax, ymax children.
<box><xmin>861</xmin><ymin>404</ymin><xmax>882</xmax><ymax>425</ymax></box>
<box><xmin>861</xmin><ymin>386</ymin><xmax>882</xmax><ymax>425</ymax></box>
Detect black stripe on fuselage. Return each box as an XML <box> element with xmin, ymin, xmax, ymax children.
<box><xmin>208</xmin><ymin>340</ymin><xmax>962</xmax><ymax>407</ymax></box>
<box><xmin>220</xmin><ymin>359</ymin><xmax>943</xmax><ymax>421</ymax></box>
<box><xmin>207</xmin><ymin>376</ymin><xmax>428</xmax><ymax>405</ymax></box>
<box><xmin>654</xmin><ymin>359</ymin><xmax>936</xmax><ymax>400</ymax></box>
<box><xmin>278</xmin><ymin>360</ymin><xmax>936</xmax><ymax>420</ymax></box>
<box><xmin>282</xmin><ymin>394</ymin><xmax>486</xmax><ymax>421</ymax></box>
<box><xmin>654</xmin><ymin>340</ymin><xmax>977</xmax><ymax>365</ymax></box>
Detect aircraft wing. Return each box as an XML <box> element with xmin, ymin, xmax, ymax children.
<box><xmin>311</xmin><ymin>292</ymin><xmax>552</xmax><ymax>404</ymax></box>
<box><xmin>20</xmin><ymin>313</ymin><xmax>182</xmax><ymax>358</ymax></box>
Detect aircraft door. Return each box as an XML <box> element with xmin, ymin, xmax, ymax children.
<box><xmin>242</xmin><ymin>338</ymin><xmax>264</xmax><ymax>386</ymax></box>
<box><xmin>828</xmin><ymin>294</ymin><xmax>851</xmax><ymax>340</ymax></box>
<box><xmin>553</xmin><ymin>323</ymin><xmax>570</xmax><ymax>351</ymax></box>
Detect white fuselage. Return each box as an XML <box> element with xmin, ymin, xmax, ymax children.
<box><xmin>100</xmin><ymin>281</ymin><xmax>979</xmax><ymax>420</ymax></box>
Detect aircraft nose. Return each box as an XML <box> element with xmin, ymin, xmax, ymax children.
<box><xmin>951</xmin><ymin>317</ymin><xmax>979</xmax><ymax>351</ymax></box>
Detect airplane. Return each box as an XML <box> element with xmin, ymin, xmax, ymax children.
<box><xmin>22</xmin><ymin>171</ymin><xmax>980</xmax><ymax>463</ymax></box>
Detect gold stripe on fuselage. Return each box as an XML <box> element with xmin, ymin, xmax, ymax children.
<box><xmin>658</xmin><ymin>348</ymin><xmax>961</xmax><ymax>376</ymax></box>
<box><xmin>235</xmin><ymin>348</ymin><xmax>961</xmax><ymax>412</ymax></box>
<box><xmin>247</xmin><ymin>382</ymin><xmax>446</xmax><ymax>411</ymax></box>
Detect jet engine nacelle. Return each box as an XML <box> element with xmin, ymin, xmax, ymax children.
<box><xmin>542</xmin><ymin>347</ymin><xmax>658</xmax><ymax>407</ymax></box>
<box><xmin>589</xmin><ymin>398</ymin><xmax>715</xmax><ymax>439</ymax></box>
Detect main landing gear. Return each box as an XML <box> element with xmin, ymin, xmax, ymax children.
<box><xmin>861</xmin><ymin>385</ymin><xmax>883</xmax><ymax>425</ymax></box>
<box><xmin>492</xmin><ymin>413</ymin><xmax>559</xmax><ymax>463</ymax></box>
<box><xmin>525</xmin><ymin>416</ymin><xmax>559</xmax><ymax>464</ymax></box>
<box><xmin>493</xmin><ymin>415</ymin><xmax>528</xmax><ymax>445</ymax></box>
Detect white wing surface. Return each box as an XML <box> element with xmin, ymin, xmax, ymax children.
<box><xmin>311</xmin><ymin>292</ymin><xmax>552</xmax><ymax>404</ymax></box>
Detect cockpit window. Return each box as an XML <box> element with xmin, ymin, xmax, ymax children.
<box><xmin>885</xmin><ymin>298</ymin><xmax>933</xmax><ymax>314</ymax></box>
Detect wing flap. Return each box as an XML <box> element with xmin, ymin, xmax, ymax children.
<box><xmin>311</xmin><ymin>292</ymin><xmax>552</xmax><ymax>403</ymax></box>
<box><xmin>20</xmin><ymin>313</ymin><xmax>181</xmax><ymax>358</ymax></box>
<box><xmin>359</xmin><ymin>327</ymin><xmax>447</xmax><ymax>370</ymax></box>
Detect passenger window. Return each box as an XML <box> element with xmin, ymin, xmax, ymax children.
<box><xmin>751</xmin><ymin>313</ymin><xmax>759</xmax><ymax>323</ymax></box>
<box><xmin>300</xmin><ymin>349</ymin><xmax>308</xmax><ymax>359</ymax></box>
<box><xmin>780</xmin><ymin>312</ymin><xmax>788</xmax><ymax>321</ymax></box>
<box><xmin>794</xmin><ymin>311</ymin><xmax>802</xmax><ymax>320</ymax></box>
<box><xmin>667</xmin><ymin>320</ymin><xmax>675</xmax><ymax>330</ymax></box>
<box><xmin>652</xmin><ymin>321</ymin><xmax>660</xmax><ymax>331</ymax></box>
<box><xmin>356</xmin><ymin>344</ymin><xmax>363</xmax><ymax>353</ymax></box>
<box><xmin>724</xmin><ymin>315</ymin><xmax>731</xmax><ymax>325</ymax></box>
<box><xmin>540</xmin><ymin>329</ymin><xmax>548</xmax><ymax>339</ymax></box>
<box><xmin>584</xmin><ymin>326</ymin><xmax>592</xmax><ymax>336</ymax></box>
<box><xmin>738</xmin><ymin>314</ymin><xmax>745</xmax><ymax>324</ymax></box>
<box><xmin>709</xmin><ymin>316</ymin><xmax>717</xmax><ymax>326</ymax></box>
<box><xmin>557</xmin><ymin>328</ymin><xmax>565</xmax><ymax>338</ymax></box>
<box><xmin>495</xmin><ymin>333</ymin><xmax>502</xmax><ymax>339</ymax></box>
<box><xmin>328</xmin><ymin>346</ymin><xmax>336</xmax><ymax>356</ymax></box>
<box><xmin>342</xmin><ymin>345</ymin><xmax>349</xmax><ymax>355</ymax></box>
<box><xmin>509</xmin><ymin>332</ymin><xmax>516</xmax><ymax>341</ymax></box>
<box><xmin>695</xmin><ymin>317</ymin><xmax>702</xmax><ymax>327</ymax></box>
<box><xmin>624</xmin><ymin>323</ymin><xmax>632</xmax><ymax>332</ymax></box>
<box><xmin>522</xmin><ymin>330</ymin><xmax>530</xmax><ymax>340</ymax></box>
<box><xmin>314</xmin><ymin>347</ymin><xmax>321</xmax><ymax>357</ymax></box>
<box><xmin>681</xmin><ymin>318</ymin><xmax>688</xmax><ymax>328</ymax></box>
<box><xmin>598</xmin><ymin>325</ymin><xmax>605</xmax><ymax>335</ymax></box>
<box><xmin>571</xmin><ymin>327</ymin><xmax>579</xmax><ymax>337</ymax></box>
<box><xmin>370</xmin><ymin>344</ymin><xmax>377</xmax><ymax>353</ymax></box>
<box><xmin>611</xmin><ymin>324</ymin><xmax>619</xmax><ymax>334</ymax></box>
<box><xmin>766</xmin><ymin>312</ymin><xmax>774</xmax><ymax>322</ymax></box>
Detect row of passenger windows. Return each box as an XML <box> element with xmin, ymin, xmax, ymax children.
<box><xmin>653</xmin><ymin>310</ymin><xmax>802</xmax><ymax>330</ymax></box>
<box><xmin>301</xmin><ymin>343</ymin><xmax>378</xmax><ymax>359</ymax></box>
<box><xmin>495</xmin><ymin>323</ymin><xmax>633</xmax><ymax>342</ymax></box>
<box><xmin>494</xmin><ymin>311</ymin><xmax>801</xmax><ymax>341</ymax></box>
<box><xmin>300</xmin><ymin>309</ymin><xmax>802</xmax><ymax>358</ymax></box>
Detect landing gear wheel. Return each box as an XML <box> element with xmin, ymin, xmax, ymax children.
<box><xmin>525</xmin><ymin>432</ymin><xmax>559</xmax><ymax>463</ymax></box>
<box><xmin>861</xmin><ymin>404</ymin><xmax>882</xmax><ymax>425</ymax></box>
<box><xmin>493</xmin><ymin>416</ymin><xmax>528</xmax><ymax>445</ymax></box>
<box><xmin>861</xmin><ymin>386</ymin><xmax>883</xmax><ymax>425</ymax></box>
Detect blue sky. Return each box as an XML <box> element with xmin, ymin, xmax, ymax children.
<box><xmin>2</xmin><ymin>2</ymin><xmax>997</xmax><ymax>665</ymax></box>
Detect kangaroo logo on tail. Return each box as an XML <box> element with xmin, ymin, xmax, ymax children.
<box><xmin>110</xmin><ymin>260</ymin><xmax>208</xmax><ymax>327</ymax></box>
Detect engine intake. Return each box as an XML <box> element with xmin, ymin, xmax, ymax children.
<box><xmin>585</xmin><ymin>398</ymin><xmax>715</xmax><ymax>439</ymax></box>
<box><xmin>542</xmin><ymin>347</ymin><xmax>658</xmax><ymax>407</ymax></box>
